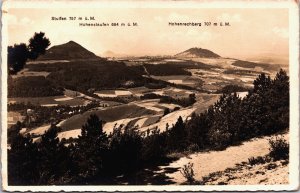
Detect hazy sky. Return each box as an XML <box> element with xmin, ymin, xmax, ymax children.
<box><xmin>7</xmin><ymin>8</ymin><xmax>288</xmax><ymax>58</ymax></box>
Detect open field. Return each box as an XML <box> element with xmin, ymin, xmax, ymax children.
<box><xmin>27</xmin><ymin>60</ymin><xmax>70</xmax><ymax>64</ymax></box>
<box><xmin>133</xmin><ymin>99</ymin><xmax>167</xmax><ymax>112</ymax></box>
<box><xmin>58</xmin><ymin>96</ymin><xmax>185</xmax><ymax>136</ymax></box>
<box><xmin>59</xmin><ymin>103</ymin><xmax>157</xmax><ymax>132</ymax></box>
<box><xmin>142</xmin><ymin>86</ymin><xmax>196</xmax><ymax>99</ymax></box>
<box><xmin>151</xmin><ymin>75</ymin><xmax>202</xmax><ymax>87</ymax></box>
<box><xmin>188</xmin><ymin>68</ymin><xmax>257</xmax><ymax>92</ymax></box>
<box><xmin>137</xmin><ymin>93</ymin><xmax>219</xmax><ymax>132</ymax></box>
<box><xmin>140</xmin><ymin>107</ymin><xmax>196</xmax><ymax>132</ymax></box>
<box><xmin>27</xmin><ymin>125</ymin><xmax>50</xmax><ymax>136</ymax></box>
<box><xmin>182</xmin><ymin>57</ymin><xmax>236</xmax><ymax>69</ymax></box>
<box><xmin>8</xmin><ymin>95</ymin><xmax>89</xmax><ymax>107</ymax></box>
<box><xmin>24</xmin><ymin>91</ymin><xmax>220</xmax><ymax>140</ymax></box>
<box><xmin>94</xmin><ymin>90</ymin><xmax>133</xmax><ymax>98</ymax></box>
<box><xmin>193</xmin><ymin>93</ymin><xmax>220</xmax><ymax>114</ymax></box>
<box><xmin>11</xmin><ymin>68</ymin><xmax>50</xmax><ymax>79</ymax></box>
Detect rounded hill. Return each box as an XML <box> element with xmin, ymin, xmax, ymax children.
<box><xmin>37</xmin><ymin>41</ymin><xmax>101</xmax><ymax>60</ymax></box>
<box><xmin>175</xmin><ymin>47</ymin><xmax>220</xmax><ymax>58</ymax></box>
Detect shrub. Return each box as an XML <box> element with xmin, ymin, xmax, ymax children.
<box><xmin>187</xmin><ymin>143</ymin><xmax>200</xmax><ymax>153</ymax></box>
<box><xmin>173</xmin><ymin>106</ymin><xmax>180</xmax><ymax>111</ymax></box>
<box><xmin>248</xmin><ymin>156</ymin><xmax>266</xmax><ymax>166</ymax></box>
<box><xmin>207</xmin><ymin>129</ymin><xmax>231</xmax><ymax>150</ymax></box>
<box><xmin>163</xmin><ymin>108</ymin><xmax>170</xmax><ymax>116</ymax></box>
<box><xmin>268</xmin><ymin>136</ymin><xmax>289</xmax><ymax>161</ymax></box>
<box><xmin>180</xmin><ymin>162</ymin><xmax>195</xmax><ymax>184</ymax></box>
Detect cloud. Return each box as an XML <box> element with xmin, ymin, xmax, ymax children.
<box><xmin>217</xmin><ymin>13</ymin><xmax>241</xmax><ymax>23</ymax></box>
<box><xmin>272</xmin><ymin>27</ymin><xmax>288</xmax><ymax>38</ymax></box>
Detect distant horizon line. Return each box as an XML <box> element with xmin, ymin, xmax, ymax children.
<box><xmin>45</xmin><ymin>40</ymin><xmax>289</xmax><ymax>60</ymax></box>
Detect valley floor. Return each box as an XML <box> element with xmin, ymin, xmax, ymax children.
<box><xmin>155</xmin><ymin>133</ymin><xmax>288</xmax><ymax>185</ymax></box>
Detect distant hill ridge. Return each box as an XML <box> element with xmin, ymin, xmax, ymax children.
<box><xmin>175</xmin><ymin>47</ymin><xmax>220</xmax><ymax>58</ymax></box>
<box><xmin>37</xmin><ymin>41</ymin><xmax>101</xmax><ymax>60</ymax></box>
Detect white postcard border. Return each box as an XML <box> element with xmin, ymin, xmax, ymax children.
<box><xmin>1</xmin><ymin>0</ymin><xmax>299</xmax><ymax>191</ymax></box>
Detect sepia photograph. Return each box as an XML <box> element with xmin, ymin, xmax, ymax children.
<box><xmin>1</xmin><ymin>0</ymin><xmax>299</xmax><ymax>191</ymax></box>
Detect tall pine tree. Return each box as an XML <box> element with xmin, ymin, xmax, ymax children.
<box><xmin>71</xmin><ymin>114</ymin><xmax>108</xmax><ymax>183</ymax></box>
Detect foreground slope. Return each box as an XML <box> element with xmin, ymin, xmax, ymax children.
<box><xmin>158</xmin><ymin>133</ymin><xmax>288</xmax><ymax>184</ymax></box>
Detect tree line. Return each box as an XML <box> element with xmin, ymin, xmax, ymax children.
<box><xmin>141</xmin><ymin>92</ymin><xmax>196</xmax><ymax>107</ymax></box>
<box><xmin>182</xmin><ymin>69</ymin><xmax>289</xmax><ymax>150</ymax></box>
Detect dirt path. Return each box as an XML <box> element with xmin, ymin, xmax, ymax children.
<box><xmin>142</xmin><ymin>65</ymin><xmax>151</xmax><ymax>77</ymax></box>
<box><xmin>158</xmin><ymin>133</ymin><xmax>288</xmax><ymax>184</ymax></box>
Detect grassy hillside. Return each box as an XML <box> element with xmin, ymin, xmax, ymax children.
<box><xmin>37</xmin><ymin>41</ymin><xmax>100</xmax><ymax>60</ymax></box>
<box><xmin>60</xmin><ymin>104</ymin><xmax>156</xmax><ymax>131</ymax></box>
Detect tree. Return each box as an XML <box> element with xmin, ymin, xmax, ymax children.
<box><xmin>207</xmin><ymin>94</ymin><xmax>239</xmax><ymax>149</ymax></box>
<box><xmin>72</xmin><ymin>114</ymin><xmax>108</xmax><ymax>183</ymax></box>
<box><xmin>141</xmin><ymin>127</ymin><xmax>167</xmax><ymax>163</ymax></box>
<box><xmin>8</xmin><ymin>44</ymin><xmax>29</xmax><ymax>74</ymax></box>
<box><xmin>186</xmin><ymin>112</ymin><xmax>210</xmax><ymax>149</ymax></box>
<box><xmin>8</xmin><ymin>123</ymin><xmax>40</xmax><ymax>185</ymax></box>
<box><xmin>166</xmin><ymin>116</ymin><xmax>186</xmax><ymax>152</ymax></box>
<box><xmin>163</xmin><ymin>108</ymin><xmax>170</xmax><ymax>116</ymax></box>
<box><xmin>252</xmin><ymin>73</ymin><xmax>271</xmax><ymax>94</ymax></box>
<box><xmin>28</xmin><ymin>32</ymin><xmax>51</xmax><ymax>60</ymax></box>
<box><xmin>8</xmin><ymin>32</ymin><xmax>50</xmax><ymax>74</ymax></box>
<box><xmin>188</xmin><ymin>93</ymin><xmax>196</xmax><ymax>104</ymax></box>
<box><xmin>268</xmin><ymin>69</ymin><xmax>289</xmax><ymax>132</ymax></box>
<box><xmin>37</xmin><ymin>125</ymin><xmax>71</xmax><ymax>184</ymax></box>
<box><xmin>108</xmin><ymin>125</ymin><xmax>143</xmax><ymax>174</ymax></box>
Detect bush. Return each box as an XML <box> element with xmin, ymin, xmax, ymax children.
<box><xmin>173</xmin><ymin>106</ymin><xmax>180</xmax><ymax>111</ymax></box>
<box><xmin>187</xmin><ymin>143</ymin><xmax>200</xmax><ymax>153</ymax></box>
<box><xmin>248</xmin><ymin>156</ymin><xmax>266</xmax><ymax>166</ymax></box>
<box><xmin>163</xmin><ymin>108</ymin><xmax>170</xmax><ymax>116</ymax></box>
<box><xmin>207</xmin><ymin>129</ymin><xmax>231</xmax><ymax>150</ymax></box>
<box><xmin>180</xmin><ymin>162</ymin><xmax>195</xmax><ymax>184</ymax></box>
<box><xmin>268</xmin><ymin>136</ymin><xmax>289</xmax><ymax>161</ymax></box>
